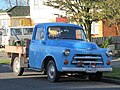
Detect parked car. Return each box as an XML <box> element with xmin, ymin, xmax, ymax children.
<box><xmin>2</xmin><ymin>26</ymin><xmax>34</xmax><ymax>46</ymax></box>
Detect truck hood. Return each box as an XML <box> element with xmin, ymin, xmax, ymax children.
<box><xmin>47</xmin><ymin>40</ymin><xmax>98</xmax><ymax>50</ymax></box>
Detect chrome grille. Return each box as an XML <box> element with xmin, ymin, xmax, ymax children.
<box><xmin>73</xmin><ymin>56</ymin><xmax>102</xmax><ymax>60</ymax></box>
<box><xmin>72</xmin><ymin>54</ymin><xmax>103</xmax><ymax>66</ymax></box>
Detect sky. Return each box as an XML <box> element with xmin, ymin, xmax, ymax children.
<box><xmin>0</xmin><ymin>0</ymin><xmax>9</xmax><ymax>10</ymax></box>
<box><xmin>0</xmin><ymin>0</ymin><xmax>29</xmax><ymax>10</ymax></box>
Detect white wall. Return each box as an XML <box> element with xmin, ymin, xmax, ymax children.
<box><xmin>0</xmin><ymin>13</ymin><xmax>10</xmax><ymax>29</ymax></box>
<box><xmin>30</xmin><ymin>0</ymin><xmax>65</xmax><ymax>24</ymax></box>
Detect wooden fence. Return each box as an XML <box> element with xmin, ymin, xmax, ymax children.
<box><xmin>92</xmin><ymin>36</ymin><xmax>120</xmax><ymax>50</ymax></box>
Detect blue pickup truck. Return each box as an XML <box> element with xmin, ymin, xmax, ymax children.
<box><xmin>5</xmin><ymin>23</ymin><xmax>112</xmax><ymax>82</ymax></box>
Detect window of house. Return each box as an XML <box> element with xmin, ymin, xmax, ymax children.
<box><xmin>35</xmin><ymin>28</ymin><xmax>44</xmax><ymax>40</ymax></box>
<box><xmin>91</xmin><ymin>21</ymin><xmax>99</xmax><ymax>34</ymax></box>
<box><xmin>20</xmin><ymin>19</ymin><xmax>24</xmax><ymax>26</ymax></box>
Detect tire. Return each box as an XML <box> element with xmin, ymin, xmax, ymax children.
<box><xmin>89</xmin><ymin>72</ymin><xmax>102</xmax><ymax>81</ymax></box>
<box><xmin>47</xmin><ymin>60</ymin><xmax>60</xmax><ymax>82</ymax></box>
<box><xmin>13</xmin><ymin>57</ymin><xmax>24</xmax><ymax>76</ymax></box>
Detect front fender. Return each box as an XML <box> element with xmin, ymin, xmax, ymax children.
<box><xmin>44</xmin><ymin>46</ymin><xmax>67</xmax><ymax>71</ymax></box>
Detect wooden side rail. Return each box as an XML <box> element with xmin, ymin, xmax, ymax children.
<box><xmin>5</xmin><ymin>46</ymin><xmax>27</xmax><ymax>54</ymax></box>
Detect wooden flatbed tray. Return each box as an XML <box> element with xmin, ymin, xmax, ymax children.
<box><xmin>5</xmin><ymin>46</ymin><xmax>27</xmax><ymax>54</ymax></box>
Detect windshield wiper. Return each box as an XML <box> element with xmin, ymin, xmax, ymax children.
<box><xmin>76</xmin><ymin>39</ymin><xmax>85</xmax><ymax>41</ymax></box>
<box><xmin>59</xmin><ymin>37</ymin><xmax>70</xmax><ymax>39</ymax></box>
<box><xmin>59</xmin><ymin>37</ymin><xmax>85</xmax><ymax>41</ymax></box>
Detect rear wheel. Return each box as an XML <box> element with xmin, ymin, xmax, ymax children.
<box><xmin>47</xmin><ymin>60</ymin><xmax>60</xmax><ymax>82</ymax></box>
<box><xmin>13</xmin><ymin>57</ymin><xmax>24</xmax><ymax>76</ymax></box>
<box><xmin>89</xmin><ymin>72</ymin><xmax>102</xmax><ymax>81</ymax></box>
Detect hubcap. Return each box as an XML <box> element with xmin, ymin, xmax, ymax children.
<box><xmin>48</xmin><ymin>64</ymin><xmax>55</xmax><ymax>79</ymax></box>
<box><xmin>14</xmin><ymin>59</ymin><xmax>20</xmax><ymax>73</ymax></box>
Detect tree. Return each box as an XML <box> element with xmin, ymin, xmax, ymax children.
<box><xmin>4</xmin><ymin>0</ymin><xmax>30</xmax><ymax>7</ymax></box>
<box><xmin>101</xmin><ymin>0</ymin><xmax>120</xmax><ymax>35</ymax></box>
<box><xmin>45</xmin><ymin>0</ymin><xmax>120</xmax><ymax>41</ymax></box>
<box><xmin>44</xmin><ymin>0</ymin><xmax>104</xmax><ymax>41</ymax></box>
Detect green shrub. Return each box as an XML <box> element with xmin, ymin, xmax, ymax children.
<box><xmin>100</xmin><ymin>37</ymin><xmax>112</xmax><ymax>48</ymax></box>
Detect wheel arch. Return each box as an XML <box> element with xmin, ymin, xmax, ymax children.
<box><xmin>42</xmin><ymin>56</ymin><xmax>56</xmax><ymax>71</ymax></box>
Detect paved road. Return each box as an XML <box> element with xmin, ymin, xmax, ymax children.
<box><xmin>0</xmin><ymin>65</ymin><xmax>120</xmax><ymax>90</ymax></box>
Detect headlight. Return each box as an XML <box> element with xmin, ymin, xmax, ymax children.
<box><xmin>63</xmin><ymin>49</ymin><xmax>70</xmax><ymax>56</ymax></box>
<box><xmin>106</xmin><ymin>50</ymin><xmax>113</xmax><ymax>57</ymax></box>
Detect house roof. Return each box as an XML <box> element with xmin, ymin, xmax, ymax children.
<box><xmin>2</xmin><ymin>6</ymin><xmax>30</xmax><ymax>16</ymax></box>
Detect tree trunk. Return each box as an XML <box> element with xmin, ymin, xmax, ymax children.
<box><xmin>115</xmin><ymin>24</ymin><xmax>120</xmax><ymax>35</ymax></box>
<box><xmin>15</xmin><ymin>0</ymin><xmax>18</xmax><ymax>6</ymax></box>
<box><xmin>85</xmin><ymin>20</ymin><xmax>92</xmax><ymax>41</ymax></box>
<box><xmin>88</xmin><ymin>23</ymin><xmax>92</xmax><ymax>41</ymax></box>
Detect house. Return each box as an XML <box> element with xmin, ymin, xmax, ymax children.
<box><xmin>91</xmin><ymin>20</ymin><xmax>120</xmax><ymax>38</ymax></box>
<box><xmin>30</xmin><ymin>0</ymin><xmax>120</xmax><ymax>37</ymax></box>
<box><xmin>30</xmin><ymin>0</ymin><xmax>67</xmax><ymax>24</ymax></box>
<box><xmin>0</xmin><ymin>6</ymin><xmax>32</xmax><ymax>31</ymax></box>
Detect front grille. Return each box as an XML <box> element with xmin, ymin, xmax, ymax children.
<box><xmin>72</xmin><ymin>54</ymin><xmax>103</xmax><ymax>67</ymax></box>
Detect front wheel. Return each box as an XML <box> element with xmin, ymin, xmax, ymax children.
<box><xmin>47</xmin><ymin>60</ymin><xmax>60</xmax><ymax>82</ymax></box>
<box><xmin>89</xmin><ymin>72</ymin><xmax>102</xmax><ymax>81</ymax></box>
<box><xmin>13</xmin><ymin>57</ymin><xmax>24</xmax><ymax>76</ymax></box>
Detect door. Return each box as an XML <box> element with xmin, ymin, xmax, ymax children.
<box><xmin>29</xmin><ymin>27</ymin><xmax>45</xmax><ymax>69</ymax></box>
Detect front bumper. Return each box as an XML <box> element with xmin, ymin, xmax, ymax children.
<box><xmin>62</xmin><ymin>67</ymin><xmax>112</xmax><ymax>73</ymax></box>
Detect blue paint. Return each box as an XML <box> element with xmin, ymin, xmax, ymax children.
<box><xmin>29</xmin><ymin>22</ymin><xmax>112</xmax><ymax>72</ymax></box>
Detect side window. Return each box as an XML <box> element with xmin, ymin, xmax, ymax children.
<box><xmin>11</xmin><ymin>28</ymin><xmax>22</xmax><ymax>35</ymax></box>
<box><xmin>23</xmin><ymin>28</ymin><xmax>33</xmax><ymax>35</ymax></box>
<box><xmin>35</xmin><ymin>27</ymin><xmax>44</xmax><ymax>40</ymax></box>
<box><xmin>76</xmin><ymin>30</ymin><xmax>82</xmax><ymax>39</ymax></box>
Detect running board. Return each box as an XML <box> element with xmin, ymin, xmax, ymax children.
<box><xmin>28</xmin><ymin>68</ymin><xmax>42</xmax><ymax>72</ymax></box>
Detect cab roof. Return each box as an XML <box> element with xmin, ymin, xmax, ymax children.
<box><xmin>35</xmin><ymin>22</ymin><xmax>83</xmax><ymax>28</ymax></box>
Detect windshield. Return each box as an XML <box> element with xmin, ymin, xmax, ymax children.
<box><xmin>48</xmin><ymin>26</ymin><xmax>86</xmax><ymax>40</ymax></box>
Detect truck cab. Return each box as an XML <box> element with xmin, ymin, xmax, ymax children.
<box><xmin>5</xmin><ymin>23</ymin><xmax>112</xmax><ymax>82</ymax></box>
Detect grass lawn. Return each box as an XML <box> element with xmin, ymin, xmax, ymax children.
<box><xmin>0</xmin><ymin>59</ymin><xmax>10</xmax><ymax>64</ymax></box>
<box><xmin>112</xmin><ymin>56</ymin><xmax>120</xmax><ymax>60</ymax></box>
<box><xmin>103</xmin><ymin>67</ymin><xmax>120</xmax><ymax>79</ymax></box>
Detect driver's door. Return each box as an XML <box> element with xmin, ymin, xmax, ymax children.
<box><xmin>29</xmin><ymin>27</ymin><xmax>45</xmax><ymax>69</ymax></box>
